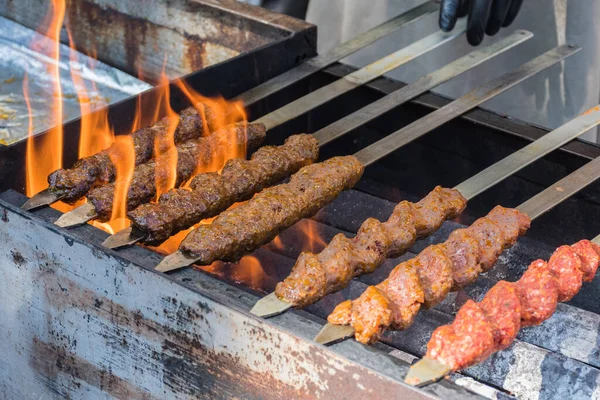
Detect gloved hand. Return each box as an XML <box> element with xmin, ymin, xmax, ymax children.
<box><xmin>439</xmin><ymin>0</ymin><xmax>523</xmax><ymax>46</ymax></box>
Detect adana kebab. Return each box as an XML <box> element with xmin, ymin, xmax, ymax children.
<box><xmin>315</xmin><ymin>153</ymin><xmax>600</xmax><ymax>346</ymax></box>
<box><xmin>23</xmin><ymin>1</ymin><xmax>438</xmax><ymax>211</ymax></box>
<box><xmin>23</xmin><ymin>105</ymin><xmax>218</xmax><ymax>210</ymax></box>
<box><xmin>55</xmin><ymin>123</ymin><xmax>268</xmax><ymax>226</ymax></box>
<box><xmin>57</xmin><ymin>21</ymin><xmax>469</xmax><ymax>229</ymax></box>
<box><xmin>405</xmin><ymin>234</ymin><xmax>600</xmax><ymax>387</ymax></box>
<box><xmin>103</xmin><ymin>30</ymin><xmax>531</xmax><ymax>248</ymax></box>
<box><xmin>250</xmin><ymin>108</ymin><xmax>600</xmax><ymax>318</ymax></box>
<box><xmin>156</xmin><ymin>45</ymin><xmax>577</xmax><ymax>273</ymax></box>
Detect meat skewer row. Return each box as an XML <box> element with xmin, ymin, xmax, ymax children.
<box><xmin>102</xmin><ymin>32</ymin><xmax>534</xmax><ymax>249</ymax></box>
<box><xmin>276</xmin><ymin>187</ymin><xmax>466</xmax><ymax>307</ymax></box>
<box><xmin>315</xmin><ymin>151</ymin><xmax>600</xmax><ymax>347</ymax></box>
<box><xmin>405</xmin><ymin>238</ymin><xmax>600</xmax><ymax>387</ymax></box>
<box><xmin>23</xmin><ymin>105</ymin><xmax>219</xmax><ymax>210</ymax></box>
<box><xmin>23</xmin><ymin>2</ymin><xmax>437</xmax><ymax>212</ymax></box>
<box><xmin>249</xmin><ymin>104</ymin><xmax>600</xmax><ymax>320</ymax></box>
<box><xmin>154</xmin><ymin>46</ymin><xmax>575</xmax><ymax>272</ymax></box>
<box><xmin>323</xmin><ymin>206</ymin><xmax>531</xmax><ymax>344</ymax></box>
<box><xmin>27</xmin><ymin>15</ymin><xmax>467</xmax><ymax>214</ymax></box>
<box><xmin>123</xmin><ymin>134</ymin><xmax>319</xmax><ymax>245</ymax></box>
<box><xmin>54</xmin><ymin>122</ymin><xmax>268</xmax><ymax>226</ymax></box>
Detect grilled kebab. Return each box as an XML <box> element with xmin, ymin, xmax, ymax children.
<box><xmin>405</xmin><ymin>238</ymin><xmax>600</xmax><ymax>386</ymax></box>
<box><xmin>79</xmin><ymin>31</ymin><xmax>531</xmax><ymax>244</ymax></box>
<box><xmin>55</xmin><ymin>122</ymin><xmax>267</xmax><ymax>226</ymax></box>
<box><xmin>315</xmin><ymin>153</ymin><xmax>600</xmax><ymax>346</ymax></box>
<box><xmin>251</xmin><ymin>107</ymin><xmax>600</xmax><ymax>319</ymax></box>
<box><xmin>325</xmin><ymin>206</ymin><xmax>531</xmax><ymax>344</ymax></box>
<box><xmin>126</xmin><ymin>134</ymin><xmax>319</xmax><ymax>244</ymax></box>
<box><xmin>155</xmin><ymin>46</ymin><xmax>577</xmax><ymax>272</ymax></box>
<box><xmin>23</xmin><ymin>105</ymin><xmax>218</xmax><ymax>210</ymax></box>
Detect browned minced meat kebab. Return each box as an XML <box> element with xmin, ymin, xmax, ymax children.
<box><xmin>179</xmin><ymin>156</ymin><xmax>365</xmax><ymax>264</ymax></box>
<box><xmin>276</xmin><ymin>187</ymin><xmax>467</xmax><ymax>307</ymax></box>
<box><xmin>48</xmin><ymin>105</ymin><xmax>217</xmax><ymax>203</ymax></box>
<box><xmin>88</xmin><ymin>122</ymin><xmax>266</xmax><ymax>221</ymax></box>
<box><xmin>328</xmin><ymin>206</ymin><xmax>531</xmax><ymax>344</ymax></box>
<box><xmin>424</xmin><ymin>239</ymin><xmax>600</xmax><ymax>373</ymax></box>
<box><xmin>129</xmin><ymin>134</ymin><xmax>319</xmax><ymax>244</ymax></box>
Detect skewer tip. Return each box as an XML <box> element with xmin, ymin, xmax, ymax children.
<box><xmin>102</xmin><ymin>226</ymin><xmax>145</xmax><ymax>249</ymax></box>
<box><xmin>250</xmin><ymin>293</ymin><xmax>292</xmax><ymax>318</ymax></box>
<box><xmin>54</xmin><ymin>202</ymin><xmax>97</xmax><ymax>228</ymax></box>
<box><xmin>404</xmin><ymin>357</ymin><xmax>452</xmax><ymax>387</ymax></box>
<box><xmin>314</xmin><ymin>323</ymin><xmax>355</xmax><ymax>345</ymax></box>
<box><xmin>155</xmin><ymin>250</ymin><xmax>198</xmax><ymax>273</ymax></box>
<box><xmin>21</xmin><ymin>189</ymin><xmax>63</xmax><ymax>211</ymax></box>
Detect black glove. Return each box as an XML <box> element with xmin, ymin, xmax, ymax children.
<box><xmin>439</xmin><ymin>0</ymin><xmax>523</xmax><ymax>46</ymax></box>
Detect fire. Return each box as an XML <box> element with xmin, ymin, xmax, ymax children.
<box><xmin>270</xmin><ymin>219</ymin><xmax>327</xmax><ymax>254</ymax></box>
<box><xmin>173</xmin><ymin>78</ymin><xmax>247</xmax><ymax>175</ymax></box>
<box><xmin>106</xmin><ymin>136</ymin><xmax>135</xmax><ymax>232</ymax></box>
<box><xmin>23</xmin><ymin>1</ymin><xmax>253</xmax><ymax>249</ymax></box>
<box><xmin>230</xmin><ymin>255</ymin><xmax>274</xmax><ymax>291</ymax></box>
<box><xmin>67</xmin><ymin>30</ymin><xmax>113</xmax><ymax>159</ymax></box>
<box><xmin>198</xmin><ymin>256</ymin><xmax>275</xmax><ymax>293</ymax></box>
<box><xmin>299</xmin><ymin>219</ymin><xmax>327</xmax><ymax>253</ymax></box>
<box><xmin>153</xmin><ymin>64</ymin><xmax>180</xmax><ymax>200</ymax></box>
<box><xmin>25</xmin><ymin>0</ymin><xmax>66</xmax><ymax>199</ymax></box>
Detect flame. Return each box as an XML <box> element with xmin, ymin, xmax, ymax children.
<box><xmin>153</xmin><ymin>63</ymin><xmax>180</xmax><ymax>199</ymax></box>
<box><xmin>25</xmin><ymin>0</ymin><xmax>66</xmax><ymax>199</ymax></box>
<box><xmin>231</xmin><ymin>255</ymin><xmax>273</xmax><ymax>291</ymax></box>
<box><xmin>106</xmin><ymin>136</ymin><xmax>135</xmax><ymax>231</ymax></box>
<box><xmin>67</xmin><ymin>29</ymin><xmax>113</xmax><ymax>159</ymax></box>
<box><xmin>269</xmin><ymin>219</ymin><xmax>327</xmax><ymax>254</ymax></box>
<box><xmin>299</xmin><ymin>219</ymin><xmax>327</xmax><ymax>253</ymax></box>
<box><xmin>173</xmin><ymin>78</ymin><xmax>247</xmax><ymax>176</ymax></box>
<box><xmin>198</xmin><ymin>256</ymin><xmax>274</xmax><ymax>293</ymax></box>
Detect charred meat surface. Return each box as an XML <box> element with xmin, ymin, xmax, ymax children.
<box><xmin>180</xmin><ymin>156</ymin><xmax>365</xmax><ymax>264</ymax></box>
<box><xmin>88</xmin><ymin>122</ymin><xmax>267</xmax><ymax>221</ymax></box>
<box><xmin>47</xmin><ymin>105</ymin><xmax>217</xmax><ymax>203</ymax></box>
<box><xmin>275</xmin><ymin>187</ymin><xmax>467</xmax><ymax>307</ymax></box>
<box><xmin>426</xmin><ymin>240</ymin><xmax>600</xmax><ymax>371</ymax></box>
<box><xmin>129</xmin><ymin>134</ymin><xmax>319</xmax><ymax>244</ymax></box>
<box><xmin>327</xmin><ymin>206</ymin><xmax>531</xmax><ymax>344</ymax></box>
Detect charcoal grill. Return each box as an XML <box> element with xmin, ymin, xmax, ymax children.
<box><xmin>3</xmin><ymin>2</ymin><xmax>600</xmax><ymax>399</ymax></box>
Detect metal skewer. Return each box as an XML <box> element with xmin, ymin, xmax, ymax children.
<box><xmin>22</xmin><ymin>2</ymin><xmax>437</xmax><ymax>212</ymax></box>
<box><xmin>21</xmin><ymin>188</ymin><xmax>65</xmax><ymax>211</ymax></box>
<box><xmin>254</xmin><ymin>107</ymin><xmax>600</xmax><ymax>320</ymax></box>
<box><xmin>103</xmin><ymin>30</ymin><xmax>532</xmax><ymax>249</ymax></box>
<box><xmin>405</xmin><ymin>176</ymin><xmax>600</xmax><ymax>387</ymax></box>
<box><xmin>156</xmin><ymin>45</ymin><xmax>579</xmax><ymax>273</ymax></box>
<box><xmin>56</xmin><ymin>21</ymin><xmax>467</xmax><ymax>229</ymax></box>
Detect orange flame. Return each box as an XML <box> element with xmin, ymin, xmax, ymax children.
<box><xmin>173</xmin><ymin>78</ymin><xmax>247</xmax><ymax>176</ymax></box>
<box><xmin>67</xmin><ymin>29</ymin><xmax>113</xmax><ymax>159</ymax></box>
<box><xmin>106</xmin><ymin>136</ymin><xmax>135</xmax><ymax>232</ymax></box>
<box><xmin>198</xmin><ymin>256</ymin><xmax>275</xmax><ymax>293</ymax></box>
<box><xmin>153</xmin><ymin>63</ymin><xmax>180</xmax><ymax>199</ymax></box>
<box><xmin>231</xmin><ymin>255</ymin><xmax>274</xmax><ymax>291</ymax></box>
<box><xmin>298</xmin><ymin>219</ymin><xmax>327</xmax><ymax>253</ymax></box>
<box><xmin>269</xmin><ymin>219</ymin><xmax>327</xmax><ymax>254</ymax></box>
<box><xmin>25</xmin><ymin>0</ymin><xmax>66</xmax><ymax>199</ymax></box>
